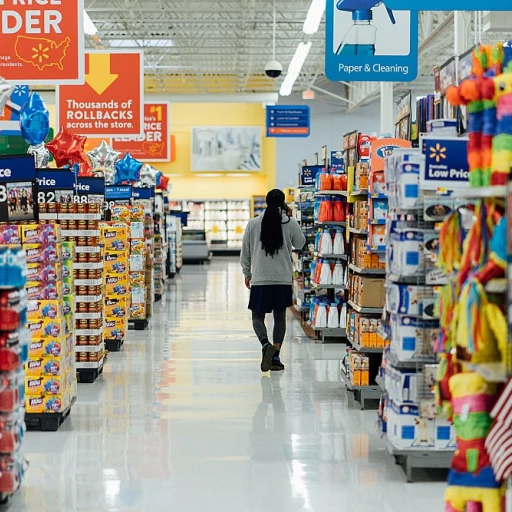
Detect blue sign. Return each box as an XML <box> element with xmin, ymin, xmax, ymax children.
<box><xmin>37</xmin><ymin>169</ymin><xmax>75</xmax><ymax>190</ymax></box>
<box><xmin>75</xmin><ymin>177</ymin><xmax>105</xmax><ymax>196</ymax></box>
<box><xmin>106</xmin><ymin>186</ymin><xmax>132</xmax><ymax>201</ymax></box>
<box><xmin>266</xmin><ymin>106</ymin><xmax>310</xmax><ymax>138</ymax></box>
<box><xmin>0</xmin><ymin>85</ymin><xmax>29</xmax><ymax>136</ymax></box>
<box><xmin>331</xmin><ymin>151</ymin><xmax>345</xmax><ymax>172</ymax></box>
<box><xmin>0</xmin><ymin>154</ymin><xmax>36</xmax><ymax>181</ymax></box>
<box><xmin>301</xmin><ymin>165</ymin><xmax>322</xmax><ymax>187</ymax></box>
<box><xmin>420</xmin><ymin>137</ymin><xmax>469</xmax><ymax>190</ymax></box>
<box><xmin>386</xmin><ymin>0</ymin><xmax>503</xmax><ymax>9</ymax></box>
<box><xmin>325</xmin><ymin>2</ymin><xmax>418</xmax><ymax>82</ymax></box>
<box><xmin>133</xmin><ymin>187</ymin><xmax>153</xmax><ymax>200</ymax></box>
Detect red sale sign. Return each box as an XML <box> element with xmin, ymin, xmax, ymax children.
<box><xmin>112</xmin><ymin>103</ymin><xmax>171</xmax><ymax>162</ymax></box>
<box><xmin>56</xmin><ymin>50</ymin><xmax>144</xmax><ymax>137</ymax></box>
<box><xmin>0</xmin><ymin>0</ymin><xmax>84</xmax><ymax>84</ymax></box>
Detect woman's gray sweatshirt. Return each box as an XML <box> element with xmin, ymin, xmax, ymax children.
<box><xmin>240</xmin><ymin>212</ymin><xmax>306</xmax><ymax>285</ymax></box>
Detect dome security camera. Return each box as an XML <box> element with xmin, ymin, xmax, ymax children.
<box><xmin>265</xmin><ymin>60</ymin><xmax>283</xmax><ymax>79</ymax></box>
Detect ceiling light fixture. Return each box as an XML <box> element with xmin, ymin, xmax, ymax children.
<box><xmin>303</xmin><ymin>0</ymin><xmax>325</xmax><ymax>35</ymax></box>
<box><xmin>83</xmin><ymin>11</ymin><xmax>98</xmax><ymax>36</ymax></box>
<box><xmin>279</xmin><ymin>42</ymin><xmax>312</xmax><ymax>97</ymax></box>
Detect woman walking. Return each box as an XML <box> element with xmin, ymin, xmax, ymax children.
<box><xmin>241</xmin><ymin>189</ymin><xmax>306</xmax><ymax>372</ymax></box>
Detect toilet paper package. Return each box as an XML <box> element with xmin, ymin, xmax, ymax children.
<box><xmin>387</xmin><ymin>284</ymin><xmax>424</xmax><ymax>316</ymax></box>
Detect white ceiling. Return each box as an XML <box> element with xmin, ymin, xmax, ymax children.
<box><xmin>84</xmin><ymin>3</ymin><xmax>504</xmax><ymax>108</ymax></box>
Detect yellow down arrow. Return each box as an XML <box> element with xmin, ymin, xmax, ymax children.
<box><xmin>86</xmin><ymin>54</ymin><xmax>119</xmax><ymax>95</ymax></box>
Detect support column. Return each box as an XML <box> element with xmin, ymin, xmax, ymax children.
<box><xmin>380</xmin><ymin>82</ymin><xmax>394</xmax><ymax>135</ymax></box>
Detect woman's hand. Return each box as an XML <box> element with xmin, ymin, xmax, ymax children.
<box><xmin>245</xmin><ymin>277</ymin><xmax>252</xmax><ymax>289</ymax></box>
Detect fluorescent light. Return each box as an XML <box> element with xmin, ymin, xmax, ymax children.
<box><xmin>83</xmin><ymin>11</ymin><xmax>98</xmax><ymax>36</ymax></box>
<box><xmin>303</xmin><ymin>0</ymin><xmax>325</xmax><ymax>35</ymax></box>
<box><xmin>288</xmin><ymin>42</ymin><xmax>312</xmax><ymax>74</ymax></box>
<box><xmin>280</xmin><ymin>73</ymin><xmax>298</xmax><ymax>96</ymax></box>
<box><xmin>280</xmin><ymin>42</ymin><xmax>312</xmax><ymax>96</ymax></box>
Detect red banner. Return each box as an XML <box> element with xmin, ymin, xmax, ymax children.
<box><xmin>112</xmin><ymin>103</ymin><xmax>171</xmax><ymax>162</ymax></box>
<box><xmin>56</xmin><ymin>51</ymin><xmax>144</xmax><ymax>137</ymax></box>
<box><xmin>0</xmin><ymin>0</ymin><xmax>84</xmax><ymax>83</ymax></box>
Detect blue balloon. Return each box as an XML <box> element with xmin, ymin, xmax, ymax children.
<box><xmin>20</xmin><ymin>92</ymin><xmax>50</xmax><ymax>146</ymax></box>
<box><xmin>156</xmin><ymin>171</ymin><xmax>163</xmax><ymax>186</ymax></box>
<box><xmin>115</xmin><ymin>153</ymin><xmax>143</xmax><ymax>184</ymax></box>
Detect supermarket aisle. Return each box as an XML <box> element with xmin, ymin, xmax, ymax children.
<box><xmin>11</xmin><ymin>258</ymin><xmax>444</xmax><ymax>512</ymax></box>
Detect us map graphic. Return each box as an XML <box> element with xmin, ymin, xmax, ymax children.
<box><xmin>15</xmin><ymin>35</ymin><xmax>70</xmax><ymax>71</ymax></box>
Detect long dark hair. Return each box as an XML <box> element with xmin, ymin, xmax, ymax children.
<box><xmin>261</xmin><ymin>189</ymin><xmax>286</xmax><ymax>257</ymax></box>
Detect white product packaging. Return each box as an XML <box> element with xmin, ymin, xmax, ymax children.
<box><xmin>387</xmin><ymin>284</ymin><xmax>424</xmax><ymax>316</ymax></box>
<box><xmin>320</xmin><ymin>230</ymin><xmax>333</xmax><ymax>254</ymax></box>
<box><xmin>319</xmin><ymin>261</ymin><xmax>333</xmax><ymax>285</ymax></box>
<box><xmin>391</xmin><ymin>315</ymin><xmax>421</xmax><ymax>360</ymax></box>
<box><xmin>340</xmin><ymin>304</ymin><xmax>347</xmax><ymax>329</ymax></box>
<box><xmin>387</xmin><ymin>400</ymin><xmax>435</xmax><ymax>450</ymax></box>
<box><xmin>327</xmin><ymin>304</ymin><xmax>339</xmax><ymax>328</ymax></box>
<box><xmin>315</xmin><ymin>303</ymin><xmax>327</xmax><ymax>328</ymax></box>
<box><xmin>332</xmin><ymin>262</ymin><xmax>344</xmax><ymax>285</ymax></box>
<box><xmin>434</xmin><ymin>417</ymin><xmax>456</xmax><ymax>450</ymax></box>
<box><xmin>333</xmin><ymin>231</ymin><xmax>345</xmax><ymax>255</ymax></box>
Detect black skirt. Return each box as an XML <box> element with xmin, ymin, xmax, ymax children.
<box><xmin>248</xmin><ymin>284</ymin><xmax>293</xmax><ymax>313</ymax></box>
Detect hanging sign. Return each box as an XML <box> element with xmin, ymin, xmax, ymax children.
<box><xmin>325</xmin><ymin>1</ymin><xmax>418</xmax><ymax>82</ymax></box>
<box><xmin>0</xmin><ymin>85</ymin><xmax>29</xmax><ymax>136</ymax></box>
<box><xmin>74</xmin><ymin>177</ymin><xmax>105</xmax><ymax>204</ymax></box>
<box><xmin>0</xmin><ymin>0</ymin><xmax>84</xmax><ymax>84</ymax></box>
<box><xmin>300</xmin><ymin>165</ymin><xmax>322</xmax><ymax>187</ymax></box>
<box><xmin>386</xmin><ymin>0</ymin><xmax>503</xmax><ymax>10</ymax></box>
<box><xmin>0</xmin><ymin>155</ymin><xmax>37</xmax><ymax>223</ymax></box>
<box><xmin>266</xmin><ymin>106</ymin><xmax>310</xmax><ymax>137</ymax></box>
<box><xmin>56</xmin><ymin>50</ymin><xmax>144</xmax><ymax>138</ymax></box>
<box><xmin>420</xmin><ymin>137</ymin><xmax>469</xmax><ymax>190</ymax></box>
<box><xmin>36</xmin><ymin>168</ymin><xmax>75</xmax><ymax>204</ymax></box>
<box><xmin>112</xmin><ymin>102</ymin><xmax>171</xmax><ymax>162</ymax></box>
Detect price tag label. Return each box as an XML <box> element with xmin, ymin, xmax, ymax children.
<box><xmin>104</xmin><ymin>186</ymin><xmax>132</xmax><ymax>218</ymax></box>
<box><xmin>0</xmin><ymin>155</ymin><xmax>37</xmax><ymax>223</ymax></box>
<box><xmin>37</xmin><ymin>169</ymin><xmax>75</xmax><ymax>205</ymax></box>
<box><xmin>74</xmin><ymin>177</ymin><xmax>106</xmax><ymax>206</ymax></box>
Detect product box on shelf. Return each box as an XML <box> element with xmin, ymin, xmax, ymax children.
<box><xmin>356</xmin><ymin>277</ymin><xmax>385</xmax><ymax>308</ymax></box>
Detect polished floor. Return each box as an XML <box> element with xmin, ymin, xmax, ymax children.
<box><xmin>11</xmin><ymin>258</ymin><xmax>446</xmax><ymax>512</ymax></box>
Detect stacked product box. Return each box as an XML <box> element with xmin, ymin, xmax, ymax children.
<box><xmin>153</xmin><ymin>233</ymin><xmax>165</xmax><ymax>298</ymax></box>
<box><xmin>39</xmin><ymin>203</ymin><xmax>106</xmax><ymax>379</ymax></box>
<box><xmin>18</xmin><ymin>224</ymin><xmax>77</xmax><ymax>416</ymax></box>
<box><xmin>0</xmin><ymin>243</ymin><xmax>29</xmax><ymax>496</ymax></box>
<box><xmin>143</xmin><ymin>203</ymin><xmax>155</xmax><ymax>318</ymax></box>
<box><xmin>347</xmin><ymin>311</ymin><xmax>388</xmax><ymax>349</ymax></box>
<box><xmin>100</xmin><ymin>223</ymin><xmax>129</xmax><ymax>350</ymax></box>
<box><xmin>344</xmin><ymin>350</ymin><xmax>370</xmax><ymax>387</ymax></box>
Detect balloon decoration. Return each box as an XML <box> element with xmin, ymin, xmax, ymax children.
<box><xmin>114</xmin><ymin>153</ymin><xmax>142</xmax><ymax>184</ymax></box>
<box><xmin>0</xmin><ymin>77</ymin><xmax>14</xmax><ymax>112</ymax></box>
<box><xmin>20</xmin><ymin>92</ymin><xmax>50</xmax><ymax>146</ymax></box>
<box><xmin>87</xmin><ymin>140</ymin><xmax>121</xmax><ymax>173</ymax></box>
<box><xmin>27</xmin><ymin>142</ymin><xmax>50</xmax><ymax>168</ymax></box>
<box><xmin>138</xmin><ymin>164</ymin><xmax>161</xmax><ymax>187</ymax></box>
<box><xmin>103</xmin><ymin>169</ymin><xmax>116</xmax><ymax>185</ymax></box>
<box><xmin>157</xmin><ymin>174</ymin><xmax>170</xmax><ymax>192</ymax></box>
<box><xmin>78</xmin><ymin>159</ymin><xmax>94</xmax><ymax>177</ymax></box>
<box><xmin>46</xmin><ymin>128</ymin><xmax>87</xmax><ymax>168</ymax></box>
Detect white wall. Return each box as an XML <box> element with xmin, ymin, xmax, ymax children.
<box><xmin>275</xmin><ymin>98</ymin><xmax>381</xmax><ymax>189</ymax></box>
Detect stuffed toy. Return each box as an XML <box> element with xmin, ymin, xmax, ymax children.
<box><xmin>445</xmin><ymin>373</ymin><xmax>503</xmax><ymax>512</ymax></box>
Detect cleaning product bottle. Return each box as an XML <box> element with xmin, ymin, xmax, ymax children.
<box><xmin>320</xmin><ymin>229</ymin><xmax>333</xmax><ymax>255</ymax></box>
<box><xmin>336</xmin><ymin>0</ymin><xmax>396</xmax><ymax>56</ymax></box>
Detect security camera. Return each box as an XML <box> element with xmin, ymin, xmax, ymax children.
<box><xmin>265</xmin><ymin>60</ymin><xmax>283</xmax><ymax>79</ymax></box>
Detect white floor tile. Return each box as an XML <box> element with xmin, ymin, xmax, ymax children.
<box><xmin>9</xmin><ymin>258</ymin><xmax>446</xmax><ymax>511</ymax></box>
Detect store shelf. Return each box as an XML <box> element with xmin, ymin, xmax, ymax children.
<box><xmin>452</xmin><ymin>186</ymin><xmax>506</xmax><ymax>198</ymax></box>
<box><xmin>348</xmin><ymin>263</ymin><xmax>386</xmax><ymax>276</ymax></box>
<box><xmin>348</xmin><ymin>300</ymin><xmax>383</xmax><ymax>314</ymax></box>
<box><xmin>370</xmin><ymin>193</ymin><xmax>388</xmax><ymax>199</ymax></box>
<box><xmin>312</xmin><ymin>282</ymin><xmax>345</xmax><ymax>290</ymax></box>
<box><xmin>314</xmin><ymin>327</ymin><xmax>346</xmax><ymax>343</ymax></box>
<box><xmin>347</xmin><ymin>334</ymin><xmax>384</xmax><ymax>354</ymax></box>
<box><xmin>340</xmin><ymin>366</ymin><xmax>382</xmax><ymax>409</ymax></box>
<box><xmin>316</xmin><ymin>253</ymin><xmax>348</xmax><ymax>260</ymax></box>
<box><xmin>315</xmin><ymin>191</ymin><xmax>348</xmax><ymax>197</ymax></box>
<box><xmin>385</xmin><ymin>440</ymin><xmax>454</xmax><ymax>483</ymax></box>
<box><xmin>351</xmin><ymin>189</ymin><xmax>368</xmax><ymax>196</ymax></box>
<box><xmin>315</xmin><ymin>221</ymin><xmax>346</xmax><ymax>227</ymax></box>
<box><xmin>76</xmin><ymin>342</ymin><xmax>105</xmax><ymax>353</ymax></box>
<box><xmin>388</xmin><ymin>273</ymin><xmax>426</xmax><ymax>285</ymax></box>
<box><xmin>366</xmin><ymin>244</ymin><xmax>386</xmax><ymax>252</ymax></box>
<box><xmin>76</xmin><ymin>357</ymin><xmax>104</xmax><ymax>370</ymax></box>
<box><xmin>386</xmin><ymin>351</ymin><xmax>437</xmax><ymax>369</ymax></box>
<box><xmin>348</xmin><ymin>227</ymin><xmax>368</xmax><ymax>235</ymax></box>
<box><xmin>73</xmin><ymin>262</ymin><xmax>104</xmax><ymax>270</ymax></box>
